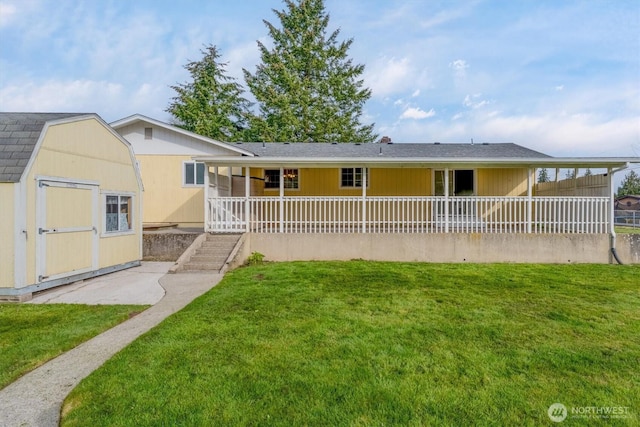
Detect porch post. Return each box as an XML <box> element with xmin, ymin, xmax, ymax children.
<box><xmin>362</xmin><ymin>166</ymin><xmax>367</xmax><ymax>233</ymax></box>
<box><xmin>245</xmin><ymin>167</ymin><xmax>250</xmax><ymax>232</ymax></box>
<box><xmin>527</xmin><ymin>167</ymin><xmax>533</xmax><ymax>233</ymax></box>
<box><xmin>608</xmin><ymin>167</ymin><xmax>615</xmax><ymax>236</ymax></box>
<box><xmin>279</xmin><ymin>167</ymin><xmax>284</xmax><ymax>233</ymax></box>
<box><xmin>204</xmin><ymin>165</ymin><xmax>211</xmax><ymax>232</ymax></box>
<box><xmin>444</xmin><ymin>168</ymin><xmax>449</xmax><ymax>233</ymax></box>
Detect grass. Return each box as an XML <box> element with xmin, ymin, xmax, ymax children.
<box><xmin>62</xmin><ymin>262</ymin><xmax>640</xmax><ymax>426</ymax></box>
<box><xmin>0</xmin><ymin>303</ymin><xmax>146</xmax><ymax>389</ymax></box>
<box><xmin>616</xmin><ymin>225</ymin><xmax>640</xmax><ymax>234</ymax></box>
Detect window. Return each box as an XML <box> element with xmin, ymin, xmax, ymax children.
<box><xmin>144</xmin><ymin>127</ymin><xmax>153</xmax><ymax>139</ymax></box>
<box><xmin>184</xmin><ymin>161</ymin><xmax>205</xmax><ymax>186</ymax></box>
<box><xmin>265</xmin><ymin>169</ymin><xmax>299</xmax><ymax>189</ymax></box>
<box><xmin>105</xmin><ymin>195</ymin><xmax>132</xmax><ymax>233</ymax></box>
<box><xmin>341</xmin><ymin>168</ymin><xmax>368</xmax><ymax>188</ymax></box>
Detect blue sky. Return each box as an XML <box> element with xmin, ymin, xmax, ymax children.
<box><xmin>0</xmin><ymin>0</ymin><xmax>638</xmax><ymax>162</ymax></box>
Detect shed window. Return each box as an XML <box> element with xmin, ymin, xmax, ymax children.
<box><xmin>341</xmin><ymin>168</ymin><xmax>368</xmax><ymax>188</ymax></box>
<box><xmin>184</xmin><ymin>161</ymin><xmax>205</xmax><ymax>186</ymax></box>
<box><xmin>265</xmin><ymin>169</ymin><xmax>299</xmax><ymax>189</ymax></box>
<box><xmin>105</xmin><ymin>195</ymin><xmax>132</xmax><ymax>233</ymax></box>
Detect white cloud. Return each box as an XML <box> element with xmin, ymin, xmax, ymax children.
<box><xmin>555</xmin><ymin>85</ymin><xmax>564</xmax><ymax>91</ymax></box>
<box><xmin>411</xmin><ymin>89</ymin><xmax>420</xmax><ymax>97</ymax></box>
<box><xmin>400</xmin><ymin>107</ymin><xmax>435</xmax><ymax>120</ymax></box>
<box><xmin>463</xmin><ymin>94</ymin><xmax>489</xmax><ymax>109</ymax></box>
<box><xmin>449</xmin><ymin>59</ymin><xmax>469</xmax><ymax>72</ymax></box>
<box><xmin>0</xmin><ymin>2</ymin><xmax>17</xmax><ymax>27</ymax></box>
<box><xmin>366</xmin><ymin>56</ymin><xmax>412</xmax><ymax>97</ymax></box>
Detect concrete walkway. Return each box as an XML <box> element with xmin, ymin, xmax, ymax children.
<box><xmin>0</xmin><ymin>268</ymin><xmax>223</xmax><ymax>427</ymax></box>
<box><xmin>27</xmin><ymin>262</ymin><xmax>172</xmax><ymax>305</ymax></box>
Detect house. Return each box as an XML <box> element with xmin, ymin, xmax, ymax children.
<box><xmin>614</xmin><ymin>195</ymin><xmax>640</xmax><ymax>228</ymax></box>
<box><xmin>615</xmin><ymin>195</ymin><xmax>640</xmax><ymax>211</ymax></box>
<box><xmin>193</xmin><ymin>140</ymin><xmax>639</xmax><ymax>264</ymax></box>
<box><xmin>0</xmin><ymin>113</ymin><xmax>143</xmax><ymax>301</ymax></box>
<box><xmin>110</xmin><ymin>114</ymin><xmax>251</xmax><ymax>229</ymax></box>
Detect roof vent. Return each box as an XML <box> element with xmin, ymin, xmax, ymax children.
<box><xmin>355</xmin><ymin>143</ymin><xmax>361</xmax><ymax>146</ymax></box>
<box><xmin>434</xmin><ymin>142</ymin><xmax>441</xmax><ymax>145</ymax></box>
<box><xmin>331</xmin><ymin>142</ymin><xmax>337</xmax><ymax>145</ymax></box>
<box><xmin>284</xmin><ymin>142</ymin><xmax>290</xmax><ymax>145</ymax></box>
<box><xmin>482</xmin><ymin>142</ymin><xmax>489</xmax><ymax>145</ymax></box>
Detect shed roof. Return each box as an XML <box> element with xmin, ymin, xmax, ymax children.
<box><xmin>0</xmin><ymin>112</ymin><xmax>89</xmax><ymax>182</ymax></box>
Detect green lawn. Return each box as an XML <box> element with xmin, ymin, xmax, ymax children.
<box><xmin>62</xmin><ymin>262</ymin><xmax>640</xmax><ymax>426</ymax></box>
<box><xmin>0</xmin><ymin>303</ymin><xmax>146</xmax><ymax>389</ymax></box>
<box><xmin>616</xmin><ymin>226</ymin><xmax>640</xmax><ymax>234</ymax></box>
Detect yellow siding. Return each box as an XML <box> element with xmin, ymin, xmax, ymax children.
<box><xmin>262</xmin><ymin>168</ymin><xmax>432</xmax><ymax>196</ymax></box>
<box><xmin>24</xmin><ymin>118</ymin><xmax>142</xmax><ymax>284</ymax></box>
<box><xmin>136</xmin><ymin>155</ymin><xmax>204</xmax><ymax>227</ymax></box>
<box><xmin>477</xmin><ymin>168</ymin><xmax>530</xmax><ymax>196</ymax></box>
<box><xmin>0</xmin><ymin>183</ymin><xmax>15</xmax><ymax>288</ymax></box>
<box><xmin>99</xmin><ymin>233</ymin><xmax>141</xmax><ymax>267</ymax></box>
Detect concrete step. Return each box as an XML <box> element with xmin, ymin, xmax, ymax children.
<box><xmin>193</xmin><ymin>249</ymin><xmax>232</xmax><ymax>259</ymax></box>
<box><xmin>183</xmin><ymin>262</ymin><xmax>224</xmax><ymax>271</ymax></box>
<box><xmin>189</xmin><ymin>254</ymin><xmax>228</xmax><ymax>263</ymax></box>
<box><xmin>178</xmin><ymin>233</ymin><xmax>243</xmax><ymax>273</ymax></box>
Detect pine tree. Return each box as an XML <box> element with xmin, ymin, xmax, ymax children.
<box><xmin>537</xmin><ymin>168</ymin><xmax>550</xmax><ymax>183</ymax></box>
<box><xmin>167</xmin><ymin>45</ymin><xmax>253</xmax><ymax>142</ymax></box>
<box><xmin>244</xmin><ymin>0</ymin><xmax>376</xmax><ymax>142</ymax></box>
<box><xmin>617</xmin><ymin>170</ymin><xmax>640</xmax><ymax>196</ymax></box>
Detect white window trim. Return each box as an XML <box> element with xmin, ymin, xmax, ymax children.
<box><xmin>339</xmin><ymin>167</ymin><xmax>369</xmax><ymax>189</ymax></box>
<box><xmin>183</xmin><ymin>161</ymin><xmax>206</xmax><ymax>187</ymax></box>
<box><xmin>101</xmin><ymin>192</ymin><xmax>136</xmax><ymax>237</ymax></box>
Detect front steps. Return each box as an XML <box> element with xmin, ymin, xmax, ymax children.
<box><xmin>177</xmin><ymin>233</ymin><xmax>243</xmax><ymax>273</ymax></box>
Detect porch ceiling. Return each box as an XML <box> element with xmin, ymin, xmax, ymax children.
<box><xmin>194</xmin><ymin>155</ymin><xmax>636</xmax><ymax>169</ymax></box>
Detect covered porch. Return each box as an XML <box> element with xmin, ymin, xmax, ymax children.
<box><xmin>199</xmin><ymin>156</ymin><xmax>627</xmax><ymax>236</ymax></box>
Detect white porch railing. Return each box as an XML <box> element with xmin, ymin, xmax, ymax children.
<box><xmin>206</xmin><ymin>196</ymin><xmax>610</xmax><ymax>234</ymax></box>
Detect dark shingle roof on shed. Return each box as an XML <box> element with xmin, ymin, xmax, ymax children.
<box><xmin>232</xmin><ymin>142</ymin><xmax>552</xmax><ymax>159</ymax></box>
<box><xmin>0</xmin><ymin>112</ymin><xmax>88</xmax><ymax>182</ymax></box>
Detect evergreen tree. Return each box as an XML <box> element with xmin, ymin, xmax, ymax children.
<box><xmin>584</xmin><ymin>168</ymin><xmax>592</xmax><ymax>177</ymax></box>
<box><xmin>617</xmin><ymin>170</ymin><xmax>640</xmax><ymax>196</ymax></box>
<box><xmin>537</xmin><ymin>168</ymin><xmax>550</xmax><ymax>183</ymax></box>
<box><xmin>244</xmin><ymin>0</ymin><xmax>376</xmax><ymax>142</ymax></box>
<box><xmin>167</xmin><ymin>45</ymin><xmax>253</xmax><ymax>142</ymax></box>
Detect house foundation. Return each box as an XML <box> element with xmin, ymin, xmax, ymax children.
<box><xmin>240</xmin><ymin>233</ymin><xmax>639</xmax><ymax>264</ymax></box>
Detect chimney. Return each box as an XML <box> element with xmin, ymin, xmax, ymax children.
<box><xmin>379</xmin><ymin>136</ymin><xmax>392</xmax><ymax>144</ymax></box>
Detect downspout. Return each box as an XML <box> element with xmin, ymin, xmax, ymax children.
<box><xmin>608</xmin><ymin>163</ymin><xmax>629</xmax><ymax>264</ymax></box>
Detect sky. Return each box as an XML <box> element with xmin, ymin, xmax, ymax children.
<box><xmin>0</xmin><ymin>0</ymin><xmax>639</xmax><ymax>166</ymax></box>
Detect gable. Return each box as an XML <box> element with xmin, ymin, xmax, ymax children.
<box><xmin>111</xmin><ymin>115</ymin><xmax>251</xmax><ymax>157</ymax></box>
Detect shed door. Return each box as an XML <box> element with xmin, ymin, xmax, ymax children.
<box><xmin>36</xmin><ymin>180</ymin><xmax>99</xmax><ymax>283</ymax></box>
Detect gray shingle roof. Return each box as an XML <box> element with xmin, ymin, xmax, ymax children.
<box><xmin>0</xmin><ymin>113</ymin><xmax>88</xmax><ymax>182</ymax></box>
<box><xmin>230</xmin><ymin>142</ymin><xmax>552</xmax><ymax>159</ymax></box>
